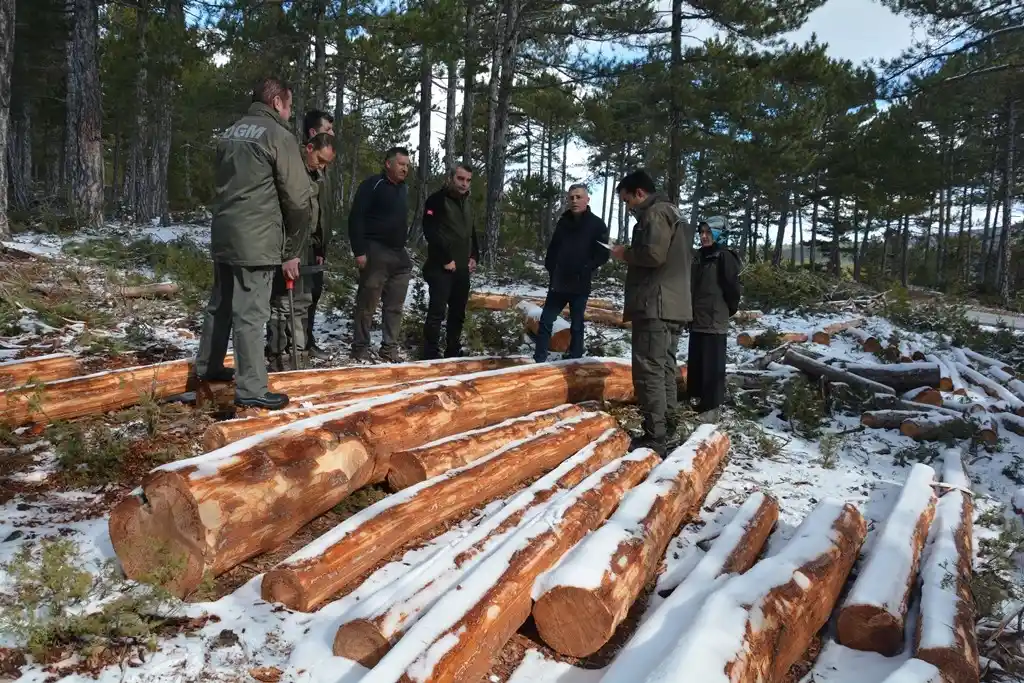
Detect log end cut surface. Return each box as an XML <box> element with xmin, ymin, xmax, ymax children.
<box><xmin>837</xmin><ymin>606</ymin><xmax>904</xmax><ymax>656</ymax></box>
<box><xmin>332</xmin><ymin>618</ymin><xmax>390</xmax><ymax>667</ymax></box>
<box><xmin>532</xmin><ymin>586</ymin><xmax>617</xmax><ymax>658</ymax></box>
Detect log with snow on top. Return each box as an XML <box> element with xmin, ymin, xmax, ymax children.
<box><xmin>904</xmin><ymin>386</ymin><xmax>943</xmax><ymax>406</ymax></box>
<box><xmin>980</xmin><ymin>363</ymin><xmax>1024</xmax><ymax>402</ymax></box>
<box><xmin>600</xmin><ymin>492</ymin><xmax>779</xmax><ymax>683</ymax></box>
<box><xmin>880</xmin><ymin>659</ymin><xmax>947</xmax><ymax>683</ymax></box>
<box><xmin>953</xmin><ymin>362</ymin><xmax>1024</xmax><ymax>414</ymax></box>
<box><xmin>915</xmin><ymin>484</ymin><xmax>979</xmax><ymax>683</ymax></box>
<box><xmin>531</xmin><ymin>425</ymin><xmax>731</xmax><ymax>657</ymax></box>
<box><xmin>810</xmin><ymin>317</ymin><xmax>865</xmax><ymax>345</ymax></box>
<box><xmin>841</xmin><ymin>326</ymin><xmax>884</xmax><ymax>354</ymax></box>
<box><xmin>736</xmin><ymin>330</ymin><xmax>809</xmax><ymax>348</ymax></box>
<box><xmin>108</xmin><ymin>359</ymin><xmax>637</xmax><ymax>597</ymax></box>
<box><xmin>997</xmin><ymin>411</ymin><xmax>1024</xmax><ymax>437</ymax></box>
<box><xmin>386</xmin><ymin>404</ymin><xmax>584</xmax><ymax>490</ymax></box>
<box><xmin>958</xmin><ymin>347</ymin><xmax>1013</xmax><ymax>375</ymax></box>
<box><xmin>785</xmin><ymin>349</ymin><xmax>896</xmax><ymax>395</ymax></box>
<box><xmin>261</xmin><ymin>411</ymin><xmax>621</xmax><ymax>611</ymax></box>
<box><xmin>331</xmin><ymin>427</ymin><xmax>629</xmax><ymax>666</ymax></box>
<box><xmin>837</xmin><ymin>463</ymin><xmax>937</xmax><ymax>656</ymax></box>
<box><xmin>516</xmin><ymin>300</ymin><xmax>571</xmax><ymax>353</ymax></box>
<box><xmin>733</xmin><ymin>309</ymin><xmax>763</xmax><ymax>322</ymax></box>
<box><xmin>923</xmin><ymin>354</ymin><xmax>957</xmax><ymax>393</ymax></box>
<box><xmin>0</xmin><ymin>353</ymin><xmax>82</xmax><ymax>389</ymax></box>
<box><xmin>941</xmin><ymin>448</ymin><xmax>971</xmax><ymax>492</ymax></box>
<box><xmin>940</xmin><ymin>399</ymin><xmax>987</xmax><ymax>416</ymax></box>
<box><xmin>861</xmin><ymin>410</ymin><xmax>935</xmax><ymax>430</ymax></box>
<box><xmin>639</xmin><ymin>498</ymin><xmax>866</xmax><ymax>683</ymax></box>
<box><xmin>365</xmin><ymin>450</ymin><xmax>661</xmax><ymax>683</ymax></box>
<box><xmin>840</xmin><ymin>361</ymin><xmax>941</xmax><ymax>393</ymax></box>
<box><xmin>900</xmin><ymin>414</ymin><xmax>977</xmax><ymax>443</ymax></box>
<box><xmin>117</xmin><ymin>281</ymin><xmax>179</xmax><ymax>298</ymax></box>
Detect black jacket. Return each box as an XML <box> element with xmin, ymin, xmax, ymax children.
<box><xmin>545</xmin><ymin>208</ymin><xmax>610</xmax><ymax>295</ymax></box>
<box><xmin>690</xmin><ymin>244</ymin><xmax>741</xmax><ymax>334</ymax></box>
<box><xmin>422</xmin><ymin>187</ymin><xmax>479</xmax><ymax>272</ymax></box>
<box><xmin>348</xmin><ymin>172</ymin><xmax>409</xmax><ymax>256</ymax></box>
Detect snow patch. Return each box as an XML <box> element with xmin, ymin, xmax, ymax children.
<box><xmin>917</xmin><ymin>492</ymin><xmax>968</xmax><ymax>651</ymax></box>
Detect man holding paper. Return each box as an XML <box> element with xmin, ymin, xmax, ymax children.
<box><xmin>534</xmin><ymin>183</ymin><xmax>610</xmax><ymax>362</ymax></box>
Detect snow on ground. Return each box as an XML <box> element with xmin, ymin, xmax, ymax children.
<box><xmin>2</xmin><ymin>225</ymin><xmax>1023</xmax><ymax>682</ymax></box>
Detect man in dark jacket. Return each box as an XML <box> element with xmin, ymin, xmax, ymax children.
<box><xmin>535</xmin><ymin>184</ymin><xmax>609</xmax><ymax>362</ymax></box>
<box><xmin>611</xmin><ymin>170</ymin><xmax>693</xmax><ymax>456</ymax></box>
<box><xmin>421</xmin><ymin>164</ymin><xmax>479</xmax><ymax>360</ymax></box>
<box><xmin>195</xmin><ymin>76</ymin><xmax>310</xmax><ymax>411</ymax></box>
<box><xmin>302</xmin><ymin>109</ymin><xmax>334</xmax><ymax>360</ymax></box>
<box><xmin>348</xmin><ymin>147</ymin><xmax>412</xmax><ymax>363</ymax></box>
<box><xmin>689</xmin><ymin>220</ymin><xmax>741</xmax><ymax>421</ymax></box>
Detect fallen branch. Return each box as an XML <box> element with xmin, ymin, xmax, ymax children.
<box><xmin>786</xmin><ymin>350</ymin><xmax>896</xmax><ymax>395</ymax></box>
<box><xmin>838</xmin><ymin>463</ymin><xmax>937</xmax><ymax>655</ymax></box>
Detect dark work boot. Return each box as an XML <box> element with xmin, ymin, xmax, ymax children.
<box><xmin>269</xmin><ymin>355</ymin><xmax>288</xmax><ymax>372</ymax></box>
<box><xmin>200</xmin><ymin>367</ymin><xmax>235</xmax><ymax>383</ymax></box>
<box><xmin>630</xmin><ymin>434</ymin><xmax>668</xmax><ymax>458</ymax></box>
<box><xmin>378</xmin><ymin>346</ymin><xmax>406</xmax><ymax>363</ymax></box>
<box><xmin>309</xmin><ymin>344</ymin><xmax>332</xmax><ymax>361</ymax></box>
<box><xmin>235</xmin><ymin>392</ymin><xmax>289</xmax><ymax>411</ymax></box>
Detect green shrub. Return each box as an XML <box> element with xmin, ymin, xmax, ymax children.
<box><xmin>781</xmin><ymin>376</ymin><xmax>825</xmax><ymax>438</ymax></box>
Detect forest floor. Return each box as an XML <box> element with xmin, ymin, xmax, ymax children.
<box><xmin>0</xmin><ymin>221</ymin><xmax>1023</xmax><ymax>683</ymax></box>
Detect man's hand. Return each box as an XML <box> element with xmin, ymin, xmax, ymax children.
<box><xmin>610</xmin><ymin>245</ymin><xmax>627</xmax><ymax>262</ymax></box>
<box><xmin>355</xmin><ymin>254</ymin><xmax>367</xmax><ymax>269</ymax></box>
<box><xmin>468</xmin><ymin>258</ymin><xmax>477</xmax><ymax>273</ymax></box>
<box><xmin>444</xmin><ymin>261</ymin><xmax>456</xmax><ymax>272</ymax></box>
<box><xmin>316</xmin><ymin>255</ymin><xmax>325</xmax><ymax>266</ymax></box>
<box><xmin>282</xmin><ymin>258</ymin><xmax>301</xmax><ymax>280</ymax></box>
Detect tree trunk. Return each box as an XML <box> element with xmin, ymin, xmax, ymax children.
<box><xmin>901</xmin><ymin>212</ymin><xmax>911</xmax><ymax>286</ymax></box>
<box><xmin>313</xmin><ymin>0</ymin><xmax>327</xmax><ymax>105</ymax></box>
<box><xmin>532</xmin><ymin>427</ymin><xmax>730</xmax><ymax>657</ymax></box>
<box><xmin>837</xmin><ymin>463</ymin><xmax>936</xmax><ymax>656</ymax></box>
<box><xmin>979</xmin><ymin>143</ymin><xmax>998</xmax><ymax>287</ymax></box>
<box><xmin>333</xmin><ymin>428</ymin><xmax>630</xmax><ymax>667</ymax></box>
<box><xmin>66</xmin><ymin>0</ymin><xmax>104</xmax><ymax>228</ymax></box>
<box><xmin>955</xmin><ymin>186</ymin><xmax>969</xmax><ymax>282</ymax></box>
<box><xmin>688</xmin><ymin>148</ymin><xmax>704</xmax><ymax>229</ymax></box>
<box><xmin>154</xmin><ymin>0</ymin><xmax>183</xmax><ymax>227</ymax></box>
<box><xmin>643</xmin><ymin>500</ymin><xmax>865</xmax><ymax>683</ymax></box>
<box><xmin>831</xmin><ymin>196</ymin><xmax>842</xmax><ymax>276</ymax></box>
<box><xmin>666</xmin><ymin>0</ymin><xmax>682</xmax><ymax>203</ymax></box>
<box><xmin>786</xmin><ymin>351</ymin><xmax>897</xmax><ymax>395</ymax></box>
<box><xmin>772</xmin><ymin>189</ymin><xmax>790</xmax><ymax>266</ymax></box>
<box><xmin>125</xmin><ymin>0</ymin><xmax>149</xmax><ymax>222</ymax></box>
<box><xmin>1000</xmin><ymin>99</ymin><xmax>1017</xmax><ymax>306</ymax></box>
<box><xmin>6</xmin><ymin>94</ymin><xmax>30</xmax><ymax>214</ymax></box>
<box><xmin>810</xmin><ymin>187</ymin><xmax>819</xmax><ymax>268</ymax></box>
<box><xmin>0</xmin><ymin>353</ymin><xmax>81</xmax><ymax>389</ymax></box>
<box><xmin>443</xmin><ymin>58</ymin><xmax>458</xmax><ymax>171</ymax></box>
<box><xmin>410</xmin><ymin>53</ymin><xmax>432</xmax><ymax>244</ymax></box>
<box><xmin>900</xmin><ymin>414</ymin><xmax>977</xmax><ymax>442</ymax></box>
<box><xmin>484</xmin><ymin>12</ymin><xmax>500</xmax><ymax>181</ymax></box>
<box><xmin>381</xmin><ymin>451</ymin><xmax>661</xmax><ymax>683</ymax></box>
<box><xmin>460</xmin><ymin>5</ymin><xmax>476</xmax><ymax>164</ymax></box>
<box><xmin>0</xmin><ymin>0</ymin><xmax>12</xmax><ymax>238</ymax></box>
<box><xmin>600</xmin><ymin>163</ymin><xmax>609</xmax><ymax>223</ymax></box>
<box><xmin>108</xmin><ymin>360</ymin><xmax>638</xmax><ymax>597</ymax></box>
<box><xmin>838</xmin><ymin>361</ymin><xmax>939</xmax><ymax>393</ymax></box>
<box><xmin>388</xmin><ymin>404</ymin><xmax>584</xmax><ymax>490</ymax></box>
<box><xmin>262</xmin><ymin>412</ymin><xmax>621</xmax><ymax>612</ymax></box>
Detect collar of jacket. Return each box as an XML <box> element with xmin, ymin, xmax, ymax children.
<box><xmin>445</xmin><ymin>185</ymin><xmax>469</xmax><ymax>201</ymax></box>
<box><xmin>561</xmin><ymin>206</ymin><xmax>591</xmax><ymax>221</ymax></box>
<box><xmin>633</xmin><ymin>193</ymin><xmax>664</xmax><ymax>221</ymax></box>
<box><xmin>247</xmin><ymin>102</ymin><xmax>288</xmax><ymax>128</ymax></box>
<box><xmin>379</xmin><ymin>170</ymin><xmax>405</xmax><ymax>186</ymax></box>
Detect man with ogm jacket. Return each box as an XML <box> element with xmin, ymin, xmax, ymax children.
<box><xmin>534</xmin><ymin>184</ymin><xmax>609</xmax><ymax>362</ymax></box>
<box><xmin>301</xmin><ymin>109</ymin><xmax>335</xmax><ymax>360</ymax></box>
<box><xmin>348</xmin><ymin>147</ymin><xmax>412</xmax><ymax>363</ymax></box>
<box><xmin>688</xmin><ymin>219</ymin><xmax>741</xmax><ymax>421</ymax></box>
<box><xmin>421</xmin><ymin>164</ymin><xmax>479</xmax><ymax>360</ymax></box>
<box><xmin>195</xmin><ymin>77</ymin><xmax>309</xmax><ymax>411</ymax></box>
<box><xmin>611</xmin><ymin>170</ymin><xmax>692</xmax><ymax>456</ymax></box>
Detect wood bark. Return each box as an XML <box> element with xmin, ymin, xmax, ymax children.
<box><xmin>999</xmin><ymin>99</ymin><xmax>1016</xmax><ymax>306</ymax></box>
<box><xmin>0</xmin><ymin>0</ymin><xmax>12</xmax><ymax>239</ymax></box>
<box><xmin>517</xmin><ymin>300</ymin><xmax>570</xmax><ymax>353</ymax></box>
<box><xmin>108</xmin><ymin>359</ymin><xmax>637</xmax><ymax>597</ymax></box>
<box><xmin>842</xmin><ymin>327</ymin><xmax>883</xmax><ymax>354</ymax></box>
<box><xmin>386</xmin><ymin>450</ymin><xmax>661</xmax><ymax>683</ymax></box>
<box><xmin>532</xmin><ymin>427</ymin><xmax>730</xmax><ymax>656</ymax></box>
<box><xmin>442</xmin><ymin>58</ymin><xmax>457</xmax><ymax>170</ymax></box>
<box><xmin>65</xmin><ymin>0</ymin><xmax>104</xmax><ymax>228</ymax></box>
<box><xmin>737</xmin><ymin>331</ymin><xmax>809</xmax><ymax>348</ymax></box>
<box><xmin>837</xmin><ymin>463</ymin><xmax>936</xmax><ymax>656</ymax></box>
<box><xmin>331</xmin><ymin>428</ymin><xmax>629</xmax><ymax>666</ymax></box>
<box><xmin>785</xmin><ymin>350</ymin><xmax>896</xmax><ymax>395</ymax></box>
<box><xmin>923</xmin><ymin>354</ymin><xmax>956</xmax><ymax>393</ymax></box>
<box><xmin>387</xmin><ymin>404</ymin><xmax>584</xmax><ymax>490</ymax></box>
<box><xmin>914</xmin><ymin>488</ymin><xmax>979</xmax><ymax>683</ymax></box>
<box><xmin>459</xmin><ymin>5</ymin><xmax>476</xmax><ymax>164</ymax></box>
<box><xmin>840</xmin><ymin>362</ymin><xmax>940</xmax><ymax>393</ymax></box>
<box><xmin>601</xmin><ymin>492</ymin><xmax>779</xmax><ymax>683</ymax></box>
<box><xmin>810</xmin><ymin>318</ymin><xmax>864</xmax><ymax>346</ymax></box>
<box><xmin>641</xmin><ymin>499</ymin><xmax>866</xmax><ymax>683</ymax></box>
<box><xmin>0</xmin><ymin>353</ymin><xmax>82</xmax><ymax>389</ymax></box>
<box><xmin>262</xmin><ymin>411</ymin><xmax>620</xmax><ymax>611</ymax></box>
<box><xmin>862</xmin><ymin>410</ymin><xmax>934</xmax><ymax>430</ymax></box>
<box><xmin>901</xmin><ymin>415</ymin><xmax>976</xmax><ymax>443</ymax></box>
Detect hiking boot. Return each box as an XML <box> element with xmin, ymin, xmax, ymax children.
<box><xmin>350</xmin><ymin>347</ymin><xmax>375</xmax><ymax>363</ymax></box>
<box><xmin>199</xmin><ymin>367</ymin><xmax>235</xmax><ymax>383</ymax></box>
<box><xmin>268</xmin><ymin>355</ymin><xmax>288</xmax><ymax>372</ymax></box>
<box><xmin>308</xmin><ymin>344</ymin><xmax>332</xmax><ymax>361</ymax></box>
<box><xmin>235</xmin><ymin>392</ymin><xmax>289</xmax><ymax>411</ymax></box>
<box><xmin>443</xmin><ymin>347</ymin><xmax>464</xmax><ymax>359</ymax></box>
<box><xmin>378</xmin><ymin>346</ymin><xmax>406</xmax><ymax>363</ymax></box>
<box><xmin>629</xmin><ymin>435</ymin><xmax>667</xmax><ymax>458</ymax></box>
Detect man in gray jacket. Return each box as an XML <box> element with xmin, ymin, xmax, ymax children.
<box><xmin>611</xmin><ymin>170</ymin><xmax>693</xmax><ymax>456</ymax></box>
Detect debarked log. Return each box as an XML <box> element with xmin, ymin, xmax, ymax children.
<box><xmin>516</xmin><ymin>301</ymin><xmax>571</xmax><ymax>353</ymax></box>
<box><xmin>107</xmin><ymin>359</ymin><xmax>637</xmax><ymax>597</ymax></box>
<box><xmin>0</xmin><ymin>353</ymin><xmax>82</xmax><ymax>389</ymax></box>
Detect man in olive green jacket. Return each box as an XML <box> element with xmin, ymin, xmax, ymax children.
<box><xmin>195</xmin><ymin>77</ymin><xmax>311</xmax><ymax>411</ymax></box>
<box><xmin>611</xmin><ymin>170</ymin><xmax>693</xmax><ymax>456</ymax></box>
<box><xmin>301</xmin><ymin>109</ymin><xmax>335</xmax><ymax>360</ymax></box>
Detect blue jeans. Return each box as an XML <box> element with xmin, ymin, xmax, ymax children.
<box><xmin>534</xmin><ymin>291</ymin><xmax>588</xmax><ymax>362</ymax></box>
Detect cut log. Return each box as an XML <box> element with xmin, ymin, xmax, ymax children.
<box><xmin>862</xmin><ymin>410</ymin><xmax>934</xmax><ymax>430</ymax></box>
<box><xmin>924</xmin><ymin>354</ymin><xmax>957</xmax><ymax>393</ymax></box>
<box><xmin>972</xmin><ymin>412</ymin><xmax>998</xmax><ymax>445</ymax></box>
<box><xmin>531</xmin><ymin>425</ymin><xmax>731</xmax><ymax>656</ymax></box>
<box><xmin>201</xmin><ymin>377</ymin><xmax>449</xmax><ymax>451</ymax></box>
<box><xmin>640</xmin><ymin>499</ymin><xmax>866</xmax><ymax>683</ymax></box>
<box><xmin>915</xmin><ymin>488</ymin><xmax>979</xmax><ymax>683</ymax></box>
<box><xmin>932</xmin><ymin>354</ymin><xmax>968</xmax><ymax>396</ymax></box>
<box><xmin>837</xmin><ymin>463</ymin><xmax>937</xmax><ymax>656</ymax></box>
<box><xmin>733</xmin><ymin>310</ymin><xmax>763</xmax><ymax>322</ymax></box>
<box><xmin>907</xmin><ymin>342</ymin><xmax>927</xmax><ymax>362</ymax></box>
<box><xmin>117</xmin><ymin>282</ymin><xmax>179</xmax><ymax>298</ymax></box>
<box><xmin>516</xmin><ymin>301</ymin><xmax>571</xmax><ymax>353</ymax></box>
<box><xmin>997</xmin><ymin>412</ymin><xmax>1024</xmax><ymax>436</ymax></box>
<box><xmin>332</xmin><ymin>427</ymin><xmax>629</xmax><ymax>666</ymax></box>
<box><xmin>941</xmin><ymin>447</ymin><xmax>971</xmax><ymax>491</ymax></box>
<box><xmin>953</xmin><ymin>362</ymin><xmax>1024</xmax><ymax>413</ymax></box>
<box><xmin>940</xmin><ymin>399</ymin><xmax>986</xmax><ymax>416</ymax></box>
<box><xmin>958</xmin><ymin>347</ymin><xmax>1013</xmax><ymax>375</ymax></box>
<box><xmin>903</xmin><ymin>386</ymin><xmax>942</xmax><ymax>406</ymax></box>
<box><xmin>467</xmin><ymin>292</ymin><xmax>520</xmax><ymax>311</ymax></box>
<box><xmin>841</xmin><ymin>327</ymin><xmax>883</xmax><ymax>354</ymax></box>
<box><xmin>896</xmin><ymin>340</ymin><xmax>915</xmax><ymax>363</ymax></box>
<box><xmin>901</xmin><ymin>414</ymin><xmax>975</xmax><ymax>442</ymax></box>
<box><xmin>1</xmin><ymin>357</ymin><xmax>230</xmax><ymax>426</ymax></box>
<box><xmin>367</xmin><ymin>449</ymin><xmax>660</xmax><ymax>683</ymax></box>
<box><xmin>108</xmin><ymin>359</ymin><xmax>637</xmax><ymax>597</ymax></box>
<box><xmin>737</xmin><ymin>331</ymin><xmax>808</xmax><ymax>348</ymax></box>
<box><xmin>387</xmin><ymin>404</ymin><xmax>584</xmax><ymax>490</ymax></box>
<box><xmin>840</xmin><ymin>362</ymin><xmax>941</xmax><ymax>393</ymax></box>
<box><xmin>981</xmin><ymin>364</ymin><xmax>1024</xmax><ymax>402</ymax></box>
<box><xmin>0</xmin><ymin>353</ymin><xmax>82</xmax><ymax>389</ymax></box>
<box><xmin>261</xmin><ymin>411</ymin><xmax>620</xmax><ymax>611</ymax></box>
<box><xmin>880</xmin><ymin>659</ymin><xmax>946</xmax><ymax>683</ymax></box>
<box><xmin>600</xmin><ymin>492</ymin><xmax>779</xmax><ymax>683</ymax></box>
<box><xmin>811</xmin><ymin>318</ymin><xmax>865</xmax><ymax>346</ymax></box>
<box><xmin>786</xmin><ymin>350</ymin><xmax>897</xmax><ymax>395</ymax></box>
